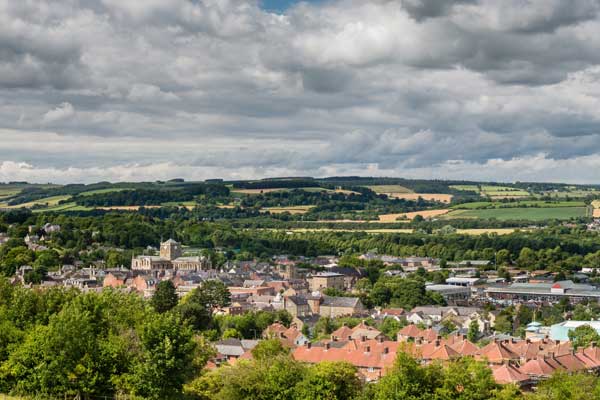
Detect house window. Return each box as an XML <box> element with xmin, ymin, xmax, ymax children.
<box><xmin>368</xmin><ymin>367</ymin><xmax>375</xmax><ymax>372</ymax></box>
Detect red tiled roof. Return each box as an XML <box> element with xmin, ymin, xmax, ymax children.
<box><xmin>450</xmin><ymin>339</ymin><xmax>479</xmax><ymax>356</ymax></box>
<box><xmin>429</xmin><ymin>344</ymin><xmax>460</xmax><ymax>361</ymax></box>
<box><xmin>478</xmin><ymin>341</ymin><xmax>519</xmax><ymax>363</ymax></box>
<box><xmin>420</xmin><ymin>328</ymin><xmax>439</xmax><ymax>342</ymax></box>
<box><xmin>492</xmin><ymin>364</ymin><xmax>529</xmax><ymax>385</ymax></box>
<box><xmin>398</xmin><ymin>324</ymin><xmax>423</xmax><ymax>338</ymax></box>
<box><xmin>520</xmin><ymin>358</ymin><xmax>557</xmax><ymax>377</ymax></box>
<box><xmin>554</xmin><ymin>353</ymin><xmax>587</xmax><ymax>372</ymax></box>
<box><xmin>331</xmin><ymin>325</ymin><xmax>354</xmax><ymax>340</ymax></box>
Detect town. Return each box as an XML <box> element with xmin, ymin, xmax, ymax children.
<box><xmin>4</xmin><ymin>212</ymin><xmax>600</xmax><ymax>397</ymax></box>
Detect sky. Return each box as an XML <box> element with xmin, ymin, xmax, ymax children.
<box><xmin>2</xmin><ymin>0</ymin><xmax>600</xmax><ymax>184</ymax></box>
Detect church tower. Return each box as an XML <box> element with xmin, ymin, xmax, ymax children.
<box><xmin>160</xmin><ymin>239</ymin><xmax>182</xmax><ymax>260</ymax></box>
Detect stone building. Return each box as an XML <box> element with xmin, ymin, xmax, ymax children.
<box><xmin>131</xmin><ymin>239</ymin><xmax>211</xmax><ymax>274</ymax></box>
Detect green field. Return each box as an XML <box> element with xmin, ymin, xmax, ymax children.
<box><xmin>366</xmin><ymin>185</ymin><xmax>413</xmax><ymax>193</ymax></box>
<box><xmin>0</xmin><ymin>195</ymin><xmax>73</xmax><ymax>209</ymax></box>
<box><xmin>445</xmin><ymin>207</ymin><xmax>588</xmax><ymax>221</ymax></box>
<box><xmin>449</xmin><ymin>185</ymin><xmax>480</xmax><ymax>192</ymax></box>
<box><xmin>0</xmin><ymin>188</ymin><xmax>23</xmax><ymax>199</ymax></box>
<box><xmin>480</xmin><ymin>185</ymin><xmax>530</xmax><ymax>197</ymax></box>
<box><xmin>78</xmin><ymin>188</ymin><xmax>132</xmax><ymax>196</ymax></box>
<box><xmin>32</xmin><ymin>202</ymin><xmax>92</xmax><ymax>213</ymax></box>
<box><xmin>452</xmin><ymin>200</ymin><xmax>586</xmax><ymax>210</ymax></box>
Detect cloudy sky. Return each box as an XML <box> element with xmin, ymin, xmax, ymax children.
<box><xmin>2</xmin><ymin>0</ymin><xmax>600</xmax><ymax>183</ymax></box>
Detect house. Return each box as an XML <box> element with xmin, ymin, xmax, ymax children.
<box><xmin>284</xmin><ymin>295</ymin><xmax>312</xmax><ymax>318</ymax></box>
<box><xmin>263</xmin><ymin>322</ymin><xmax>309</xmax><ymax>347</ymax></box>
<box><xmin>213</xmin><ymin>339</ymin><xmax>259</xmax><ymax>364</ymax></box>
<box><xmin>310</xmin><ymin>272</ymin><xmax>345</xmax><ymax>292</ymax></box>
<box><xmin>129</xmin><ymin>275</ymin><xmax>157</xmax><ymax>296</ymax></box>
<box><xmin>103</xmin><ymin>272</ymin><xmax>128</xmax><ymax>288</ymax></box>
<box><xmin>293</xmin><ymin>338</ymin><xmax>400</xmax><ymax>382</ymax></box>
<box><xmin>315</xmin><ymin>296</ymin><xmax>366</xmax><ymax>318</ymax></box>
<box><xmin>331</xmin><ymin>321</ymin><xmax>383</xmax><ymax>341</ymax></box>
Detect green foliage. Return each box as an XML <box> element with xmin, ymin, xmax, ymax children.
<box><xmin>467</xmin><ymin>319</ymin><xmax>480</xmax><ymax>342</ymax></box>
<box><xmin>526</xmin><ymin>371</ymin><xmax>600</xmax><ymax>400</ymax></box>
<box><xmin>294</xmin><ymin>361</ymin><xmax>361</xmax><ymax>400</ymax></box>
<box><xmin>127</xmin><ymin>312</ymin><xmax>197</xmax><ymax>400</ymax></box>
<box><xmin>379</xmin><ymin>317</ymin><xmax>406</xmax><ymax>339</ymax></box>
<box><xmin>371</xmin><ymin>277</ymin><xmax>445</xmax><ymax>309</ymax></box>
<box><xmin>190</xmin><ymin>280</ymin><xmax>232</xmax><ymax>310</ymax></box>
<box><xmin>568</xmin><ymin>325</ymin><xmax>600</xmax><ymax>349</ymax></box>
<box><xmin>370</xmin><ymin>353</ymin><xmax>499</xmax><ymax>400</ymax></box>
<box><xmin>152</xmin><ymin>280</ymin><xmax>179</xmax><ymax>313</ymax></box>
<box><xmin>251</xmin><ymin>339</ymin><xmax>289</xmax><ymax>360</ymax></box>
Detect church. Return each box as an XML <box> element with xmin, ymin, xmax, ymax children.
<box><xmin>131</xmin><ymin>239</ymin><xmax>211</xmax><ymax>273</ymax></box>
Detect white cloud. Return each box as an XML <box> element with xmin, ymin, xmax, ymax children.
<box><xmin>41</xmin><ymin>102</ymin><xmax>75</xmax><ymax>124</ymax></box>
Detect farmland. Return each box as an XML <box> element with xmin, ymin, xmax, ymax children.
<box><xmin>263</xmin><ymin>206</ymin><xmax>315</xmax><ymax>214</ymax></box>
<box><xmin>0</xmin><ymin>195</ymin><xmax>72</xmax><ymax>209</ymax></box>
<box><xmin>384</xmin><ymin>193</ymin><xmax>453</xmax><ymax>203</ymax></box>
<box><xmin>451</xmin><ymin>200</ymin><xmax>586</xmax><ymax>210</ymax></box>
<box><xmin>378</xmin><ymin>209</ymin><xmax>449</xmax><ymax>222</ymax></box>
<box><xmin>449</xmin><ymin>184</ymin><xmax>479</xmax><ymax>192</ymax></box>
<box><xmin>444</xmin><ymin>207</ymin><xmax>588</xmax><ymax>221</ymax></box>
<box><xmin>366</xmin><ymin>185</ymin><xmax>413</xmax><ymax>194</ymax></box>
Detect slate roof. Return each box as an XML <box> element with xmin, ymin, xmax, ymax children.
<box><xmin>321</xmin><ymin>296</ymin><xmax>360</xmax><ymax>308</ymax></box>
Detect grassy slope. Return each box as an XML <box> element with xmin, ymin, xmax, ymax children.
<box><xmin>451</xmin><ymin>200</ymin><xmax>586</xmax><ymax>210</ymax></box>
<box><xmin>446</xmin><ymin>207</ymin><xmax>587</xmax><ymax>221</ymax></box>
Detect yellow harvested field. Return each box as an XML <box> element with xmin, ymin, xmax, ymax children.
<box><xmin>263</xmin><ymin>206</ymin><xmax>314</xmax><ymax>215</ymax></box>
<box><xmin>367</xmin><ymin>185</ymin><xmax>413</xmax><ymax>194</ymax></box>
<box><xmin>379</xmin><ymin>209</ymin><xmax>449</xmax><ymax>222</ymax></box>
<box><xmin>593</xmin><ymin>200</ymin><xmax>600</xmax><ymax>217</ymax></box>
<box><xmin>385</xmin><ymin>193</ymin><xmax>453</xmax><ymax>203</ymax></box>
<box><xmin>231</xmin><ymin>188</ymin><xmax>289</xmax><ymax>194</ymax></box>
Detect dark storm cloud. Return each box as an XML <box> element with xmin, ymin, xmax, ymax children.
<box><xmin>400</xmin><ymin>0</ymin><xmax>477</xmax><ymax>21</ymax></box>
